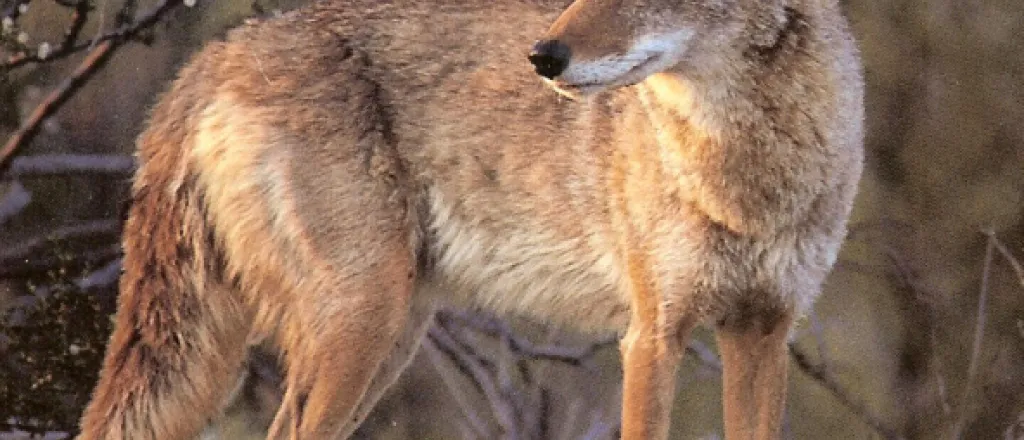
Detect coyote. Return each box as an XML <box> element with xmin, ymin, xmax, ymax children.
<box><xmin>78</xmin><ymin>0</ymin><xmax>863</xmax><ymax>438</ymax></box>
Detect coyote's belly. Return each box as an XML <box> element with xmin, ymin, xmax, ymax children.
<box><xmin>423</xmin><ymin>190</ymin><xmax>629</xmax><ymax>334</ymax></box>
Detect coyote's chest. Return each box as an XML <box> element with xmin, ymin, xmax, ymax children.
<box><xmin>422</xmin><ymin>190</ymin><xmax>630</xmax><ymax>334</ymax></box>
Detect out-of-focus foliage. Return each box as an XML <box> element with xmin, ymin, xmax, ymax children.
<box><xmin>0</xmin><ymin>269</ymin><xmax>111</xmax><ymax>435</ymax></box>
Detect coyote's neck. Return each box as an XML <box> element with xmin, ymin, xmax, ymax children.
<box><xmin>631</xmin><ymin>71</ymin><xmax>786</xmax><ymax>236</ymax></box>
<box><xmin>634</xmin><ymin>73</ymin><xmax>740</xmax><ymax>161</ymax></box>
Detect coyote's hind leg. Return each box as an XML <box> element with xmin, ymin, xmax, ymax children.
<box><xmin>266</xmin><ymin>254</ymin><xmax>416</xmax><ymax>439</ymax></box>
<box><xmin>335</xmin><ymin>296</ymin><xmax>436</xmax><ymax>439</ymax></box>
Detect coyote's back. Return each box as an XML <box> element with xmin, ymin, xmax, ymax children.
<box><xmin>79</xmin><ymin>0</ymin><xmax>863</xmax><ymax>439</ymax></box>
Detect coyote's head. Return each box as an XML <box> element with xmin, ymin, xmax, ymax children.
<box><xmin>529</xmin><ymin>0</ymin><xmax>790</xmax><ymax>98</ymax></box>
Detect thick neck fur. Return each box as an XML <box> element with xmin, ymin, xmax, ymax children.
<box><xmin>627</xmin><ymin>3</ymin><xmax>832</xmax><ymax>236</ymax></box>
<box><xmin>641</xmin><ymin>4</ymin><xmax>810</xmax><ymax>138</ymax></box>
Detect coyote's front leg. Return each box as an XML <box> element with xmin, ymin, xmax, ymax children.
<box><xmin>716</xmin><ymin>309</ymin><xmax>794</xmax><ymax>440</ymax></box>
<box><xmin>619</xmin><ymin>253</ymin><xmax>696</xmax><ymax>440</ymax></box>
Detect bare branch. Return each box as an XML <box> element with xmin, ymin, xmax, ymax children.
<box><xmin>61</xmin><ymin>0</ymin><xmax>92</xmax><ymax>50</ymax></box>
<box><xmin>439</xmin><ymin>309</ymin><xmax>615</xmax><ymax>367</ymax></box>
<box><xmin>428</xmin><ymin>310</ymin><xmax>623</xmax><ymax>440</ymax></box>
<box><xmin>0</xmin><ymin>180</ymin><xmax>31</xmax><ymax>224</ymax></box>
<box><xmin>0</xmin><ymin>242</ymin><xmax>120</xmax><ymax>279</ymax></box>
<box><xmin>1</xmin><ymin>40</ymin><xmax>115</xmax><ymax>174</ymax></box>
<box><xmin>1</xmin><ymin>0</ymin><xmax>184</xmax><ymax>174</ymax></box>
<box><xmin>0</xmin><ymin>0</ymin><xmax>32</xmax><ymax>21</ymax></box>
<box><xmin>807</xmin><ymin>310</ymin><xmax>831</xmax><ymax>371</ymax></box>
<box><xmin>1005</xmin><ymin>411</ymin><xmax>1024</xmax><ymax>440</ymax></box>
<box><xmin>3</xmin><ymin>0</ymin><xmax>182</xmax><ymax>69</ymax></box>
<box><xmin>989</xmin><ymin>234</ymin><xmax>1024</xmax><ymax>289</ymax></box>
<box><xmin>3</xmin><ymin>154</ymin><xmax>135</xmax><ymax>178</ymax></box>
<box><xmin>0</xmin><ymin>218</ymin><xmax>121</xmax><ymax>262</ymax></box>
<box><xmin>789</xmin><ymin>344</ymin><xmax>904</xmax><ymax>440</ymax></box>
<box><xmin>75</xmin><ymin>257</ymin><xmax>121</xmax><ymax>290</ymax></box>
<box><xmin>428</xmin><ymin>323</ymin><xmax>520</xmax><ymax>439</ymax></box>
<box><xmin>950</xmin><ymin>230</ymin><xmax>997</xmax><ymax>438</ymax></box>
<box><xmin>686</xmin><ymin>339</ymin><xmax>722</xmax><ymax>373</ymax></box>
<box><xmin>930</xmin><ymin>331</ymin><xmax>953</xmax><ymax>416</ymax></box>
<box><xmin>880</xmin><ymin>239</ymin><xmax>954</xmax><ymax>423</ymax></box>
<box><xmin>422</xmin><ymin>337</ymin><xmax>491</xmax><ymax>439</ymax></box>
<box><xmin>579</xmin><ymin>413</ymin><xmax>616</xmax><ymax>440</ymax></box>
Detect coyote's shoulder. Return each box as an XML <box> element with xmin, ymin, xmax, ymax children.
<box><xmin>80</xmin><ymin>0</ymin><xmax>863</xmax><ymax>439</ymax></box>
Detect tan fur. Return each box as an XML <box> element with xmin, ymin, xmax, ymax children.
<box><xmin>78</xmin><ymin>0</ymin><xmax>863</xmax><ymax>439</ymax></box>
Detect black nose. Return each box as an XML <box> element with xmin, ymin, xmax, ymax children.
<box><xmin>528</xmin><ymin>39</ymin><xmax>571</xmax><ymax>79</ymax></box>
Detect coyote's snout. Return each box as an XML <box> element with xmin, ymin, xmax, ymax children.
<box><xmin>79</xmin><ymin>0</ymin><xmax>863</xmax><ymax>439</ymax></box>
<box><xmin>530</xmin><ymin>0</ymin><xmax>734</xmax><ymax>98</ymax></box>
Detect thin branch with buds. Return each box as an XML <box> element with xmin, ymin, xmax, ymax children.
<box><xmin>1</xmin><ymin>0</ymin><xmax>184</xmax><ymax>174</ymax></box>
<box><xmin>2</xmin><ymin>0</ymin><xmax>182</xmax><ymax>69</ymax></box>
<box><xmin>0</xmin><ymin>0</ymin><xmax>33</xmax><ymax>22</ymax></box>
<box><xmin>0</xmin><ymin>40</ymin><xmax>115</xmax><ymax>174</ymax></box>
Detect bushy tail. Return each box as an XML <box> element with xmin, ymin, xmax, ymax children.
<box><xmin>77</xmin><ymin>160</ymin><xmax>250</xmax><ymax>440</ymax></box>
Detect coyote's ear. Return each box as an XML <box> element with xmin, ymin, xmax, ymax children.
<box><xmin>748</xmin><ymin>3</ymin><xmax>790</xmax><ymax>49</ymax></box>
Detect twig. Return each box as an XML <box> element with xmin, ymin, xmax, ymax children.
<box><xmin>579</xmin><ymin>414</ymin><xmax>616</xmax><ymax>440</ymax></box>
<box><xmin>686</xmin><ymin>339</ymin><xmax>723</xmax><ymax>372</ymax></box>
<box><xmin>950</xmin><ymin>230</ymin><xmax>996</xmax><ymax>438</ymax></box>
<box><xmin>1</xmin><ymin>0</ymin><xmax>184</xmax><ymax>173</ymax></box>
<box><xmin>19</xmin><ymin>257</ymin><xmax>121</xmax><ymax>308</ymax></box>
<box><xmin>989</xmin><ymin>234</ymin><xmax>1024</xmax><ymax>289</ymax></box>
<box><xmin>61</xmin><ymin>0</ymin><xmax>92</xmax><ymax>50</ymax></box>
<box><xmin>429</xmin><ymin>310</ymin><xmax>623</xmax><ymax>440</ymax></box>
<box><xmin>74</xmin><ymin>256</ymin><xmax>121</xmax><ymax>290</ymax></box>
<box><xmin>2</xmin><ymin>0</ymin><xmax>182</xmax><ymax>69</ymax></box>
<box><xmin>429</xmin><ymin>324</ymin><xmax>520</xmax><ymax>439</ymax></box>
<box><xmin>492</xmin><ymin>330</ymin><xmax>528</xmax><ymax>436</ymax></box>
<box><xmin>2</xmin><ymin>0</ymin><xmax>92</xmax><ymax>65</ymax></box>
<box><xmin>0</xmin><ymin>218</ymin><xmax>121</xmax><ymax>261</ymax></box>
<box><xmin>53</xmin><ymin>0</ymin><xmax>89</xmax><ymax>7</ymax></box>
<box><xmin>931</xmin><ymin>330</ymin><xmax>953</xmax><ymax>415</ymax></box>
<box><xmin>807</xmin><ymin>310</ymin><xmax>831</xmax><ymax>371</ymax></box>
<box><xmin>421</xmin><ymin>336</ymin><xmax>491</xmax><ymax>439</ymax></box>
<box><xmin>0</xmin><ymin>40</ymin><xmax>114</xmax><ymax>174</ymax></box>
<box><xmin>440</xmin><ymin>309</ymin><xmax>615</xmax><ymax>366</ymax></box>
<box><xmin>883</xmin><ymin>243</ymin><xmax>953</xmax><ymax>418</ymax></box>
<box><xmin>789</xmin><ymin>344</ymin><xmax>904</xmax><ymax>440</ymax></box>
<box><xmin>0</xmin><ymin>0</ymin><xmax>33</xmax><ymax>21</ymax></box>
<box><xmin>0</xmin><ymin>180</ymin><xmax>31</xmax><ymax>224</ymax></box>
<box><xmin>114</xmin><ymin>0</ymin><xmax>139</xmax><ymax>28</ymax></box>
<box><xmin>0</xmin><ymin>242</ymin><xmax>120</xmax><ymax>279</ymax></box>
<box><xmin>3</xmin><ymin>154</ymin><xmax>135</xmax><ymax>179</ymax></box>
